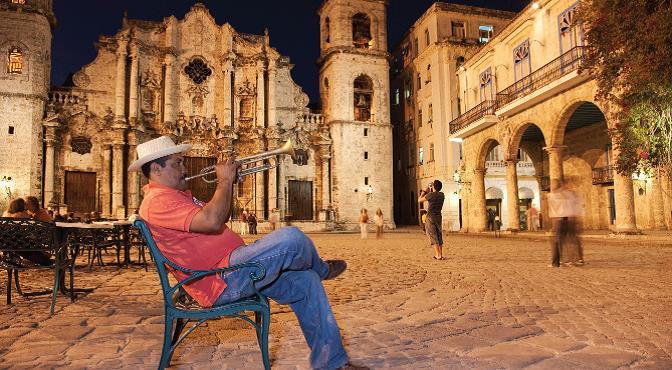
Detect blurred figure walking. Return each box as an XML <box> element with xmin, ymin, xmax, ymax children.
<box><xmin>359</xmin><ymin>208</ymin><xmax>369</xmax><ymax>239</ymax></box>
<box><xmin>374</xmin><ymin>208</ymin><xmax>384</xmax><ymax>239</ymax></box>
<box><xmin>418</xmin><ymin>180</ymin><xmax>445</xmax><ymax>260</ymax></box>
<box><xmin>548</xmin><ymin>181</ymin><xmax>584</xmax><ymax>267</ymax></box>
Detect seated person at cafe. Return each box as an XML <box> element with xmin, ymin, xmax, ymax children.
<box><xmin>2</xmin><ymin>198</ymin><xmax>30</xmax><ymax>218</ymax></box>
<box><xmin>130</xmin><ymin>136</ymin><xmax>364</xmax><ymax>370</ymax></box>
<box><xmin>24</xmin><ymin>196</ymin><xmax>52</xmax><ymax>222</ymax></box>
<box><xmin>2</xmin><ymin>198</ymin><xmax>52</xmax><ymax>266</ymax></box>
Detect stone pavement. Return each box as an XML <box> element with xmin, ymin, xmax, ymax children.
<box><xmin>0</xmin><ymin>229</ymin><xmax>671</xmax><ymax>369</ymax></box>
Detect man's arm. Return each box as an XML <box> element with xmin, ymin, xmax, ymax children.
<box><xmin>189</xmin><ymin>158</ymin><xmax>240</xmax><ymax>233</ymax></box>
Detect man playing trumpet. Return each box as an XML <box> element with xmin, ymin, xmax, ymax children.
<box><xmin>129</xmin><ymin>136</ymin><xmax>363</xmax><ymax>370</ymax></box>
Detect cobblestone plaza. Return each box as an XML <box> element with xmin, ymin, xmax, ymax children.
<box><xmin>1</xmin><ymin>230</ymin><xmax>670</xmax><ymax>369</ymax></box>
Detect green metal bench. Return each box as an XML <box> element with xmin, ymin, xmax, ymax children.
<box><xmin>133</xmin><ymin>219</ymin><xmax>271</xmax><ymax>370</ymax></box>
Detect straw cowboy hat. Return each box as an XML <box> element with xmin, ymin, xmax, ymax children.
<box><xmin>128</xmin><ymin>136</ymin><xmax>192</xmax><ymax>172</ymax></box>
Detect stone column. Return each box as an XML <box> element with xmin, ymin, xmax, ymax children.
<box><xmin>268</xmin><ymin>65</ymin><xmax>277</xmax><ymax>127</ymax></box>
<box><xmin>506</xmin><ymin>159</ymin><xmax>520</xmax><ymax>231</ymax></box>
<box><xmin>101</xmin><ymin>145</ymin><xmax>112</xmax><ymax>218</ymax></box>
<box><xmin>127</xmin><ymin>133</ymin><xmax>140</xmax><ymax>215</ymax></box>
<box><xmin>256</xmin><ymin>60</ymin><xmax>265</xmax><ymax>127</ymax></box>
<box><xmin>112</xmin><ymin>142</ymin><xmax>126</xmax><ymax>219</ymax></box>
<box><xmin>43</xmin><ymin>123</ymin><xmax>58</xmax><ymax>208</ymax></box>
<box><xmin>114</xmin><ymin>37</ymin><xmax>129</xmax><ymax>123</ymax></box>
<box><xmin>613</xmin><ymin>170</ymin><xmax>638</xmax><ymax>233</ymax></box>
<box><xmin>663</xmin><ymin>173</ymin><xmax>672</xmax><ymax>229</ymax></box>
<box><xmin>545</xmin><ymin>146</ymin><xmax>565</xmax><ymax>191</ymax></box>
<box><xmin>222</xmin><ymin>59</ymin><xmax>232</xmax><ymax>126</ymax></box>
<box><xmin>321</xmin><ymin>149</ymin><xmax>331</xmax><ymax>210</ymax></box>
<box><xmin>128</xmin><ymin>44</ymin><xmax>139</xmax><ymax>125</ymax></box>
<box><xmin>163</xmin><ymin>54</ymin><xmax>176</xmax><ymax>125</ymax></box>
<box><xmin>472</xmin><ymin>168</ymin><xmax>487</xmax><ymax>231</ymax></box>
<box><xmin>651</xmin><ymin>170</ymin><xmax>666</xmax><ymax>230</ymax></box>
<box><xmin>255</xmin><ymin>141</ymin><xmax>266</xmax><ymax>217</ymax></box>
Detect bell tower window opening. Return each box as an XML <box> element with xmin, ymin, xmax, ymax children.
<box><xmin>352</xmin><ymin>13</ymin><xmax>372</xmax><ymax>49</ymax></box>
<box><xmin>184</xmin><ymin>58</ymin><xmax>212</xmax><ymax>84</ymax></box>
<box><xmin>7</xmin><ymin>47</ymin><xmax>23</xmax><ymax>74</ymax></box>
<box><xmin>354</xmin><ymin>74</ymin><xmax>373</xmax><ymax>122</ymax></box>
<box><xmin>324</xmin><ymin>17</ymin><xmax>331</xmax><ymax>44</ymax></box>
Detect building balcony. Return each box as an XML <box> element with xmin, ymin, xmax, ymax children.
<box><xmin>449</xmin><ymin>46</ymin><xmax>590</xmax><ymax>140</ymax></box>
<box><xmin>448</xmin><ymin>100</ymin><xmax>497</xmax><ymax>138</ymax></box>
<box><xmin>495</xmin><ymin>46</ymin><xmax>589</xmax><ymax>117</ymax></box>
<box><xmin>592</xmin><ymin>165</ymin><xmax>614</xmax><ymax>185</ymax></box>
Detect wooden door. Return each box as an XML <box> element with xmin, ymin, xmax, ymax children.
<box><xmin>184</xmin><ymin>156</ymin><xmax>217</xmax><ymax>202</ymax></box>
<box><xmin>65</xmin><ymin>171</ymin><xmax>96</xmax><ymax>213</ymax></box>
<box><xmin>288</xmin><ymin>180</ymin><xmax>313</xmax><ymax>220</ymax></box>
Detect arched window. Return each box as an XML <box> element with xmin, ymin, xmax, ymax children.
<box><xmin>324</xmin><ymin>17</ymin><xmax>331</xmax><ymax>43</ymax></box>
<box><xmin>354</xmin><ymin>74</ymin><xmax>373</xmax><ymax>122</ymax></box>
<box><xmin>426</xmin><ymin>64</ymin><xmax>431</xmax><ymax>83</ymax></box>
<box><xmin>352</xmin><ymin>13</ymin><xmax>372</xmax><ymax>49</ymax></box>
<box><xmin>7</xmin><ymin>47</ymin><xmax>23</xmax><ymax>74</ymax></box>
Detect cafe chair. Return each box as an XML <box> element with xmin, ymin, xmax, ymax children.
<box><xmin>133</xmin><ymin>219</ymin><xmax>271</xmax><ymax>370</ymax></box>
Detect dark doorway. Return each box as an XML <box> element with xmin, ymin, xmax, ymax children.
<box><xmin>288</xmin><ymin>180</ymin><xmax>313</xmax><ymax>220</ymax></box>
<box><xmin>608</xmin><ymin>189</ymin><xmax>616</xmax><ymax>224</ymax></box>
<box><xmin>184</xmin><ymin>156</ymin><xmax>217</xmax><ymax>202</ymax></box>
<box><xmin>65</xmin><ymin>171</ymin><xmax>96</xmax><ymax>213</ymax></box>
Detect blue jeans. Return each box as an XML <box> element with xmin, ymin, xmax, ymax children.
<box><xmin>214</xmin><ymin>226</ymin><xmax>348</xmax><ymax>370</ymax></box>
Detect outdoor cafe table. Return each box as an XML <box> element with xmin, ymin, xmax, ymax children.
<box><xmin>55</xmin><ymin>222</ymin><xmax>116</xmax><ymax>295</ymax></box>
<box><xmin>93</xmin><ymin>220</ymin><xmax>134</xmax><ymax>267</ymax></box>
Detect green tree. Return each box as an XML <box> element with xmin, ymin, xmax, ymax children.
<box><xmin>579</xmin><ymin>0</ymin><xmax>672</xmax><ymax>175</ymax></box>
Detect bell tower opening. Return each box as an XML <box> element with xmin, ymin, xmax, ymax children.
<box><xmin>352</xmin><ymin>13</ymin><xmax>372</xmax><ymax>48</ymax></box>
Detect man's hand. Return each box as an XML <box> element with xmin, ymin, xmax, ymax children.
<box><xmin>215</xmin><ymin>157</ymin><xmax>241</xmax><ymax>186</ymax></box>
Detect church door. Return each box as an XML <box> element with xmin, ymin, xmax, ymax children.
<box><xmin>288</xmin><ymin>180</ymin><xmax>313</xmax><ymax>220</ymax></box>
<box><xmin>65</xmin><ymin>171</ymin><xmax>97</xmax><ymax>213</ymax></box>
<box><xmin>184</xmin><ymin>156</ymin><xmax>217</xmax><ymax>202</ymax></box>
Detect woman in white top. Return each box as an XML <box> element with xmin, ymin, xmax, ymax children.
<box><xmin>374</xmin><ymin>208</ymin><xmax>384</xmax><ymax>239</ymax></box>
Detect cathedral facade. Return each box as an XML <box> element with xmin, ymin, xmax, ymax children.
<box><xmin>0</xmin><ymin>1</ymin><xmax>395</xmax><ymax>230</ymax></box>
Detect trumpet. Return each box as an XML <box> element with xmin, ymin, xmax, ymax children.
<box><xmin>185</xmin><ymin>140</ymin><xmax>295</xmax><ymax>183</ymax></box>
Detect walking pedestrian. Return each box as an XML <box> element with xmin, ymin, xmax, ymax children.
<box><xmin>240</xmin><ymin>209</ymin><xmax>249</xmax><ymax>235</ymax></box>
<box><xmin>247</xmin><ymin>212</ymin><xmax>258</xmax><ymax>235</ymax></box>
<box><xmin>487</xmin><ymin>208</ymin><xmax>496</xmax><ymax>231</ymax></box>
<box><xmin>548</xmin><ymin>181</ymin><xmax>584</xmax><ymax>267</ymax></box>
<box><xmin>526</xmin><ymin>206</ymin><xmax>539</xmax><ymax>231</ymax></box>
<box><xmin>374</xmin><ymin>208</ymin><xmax>384</xmax><ymax>239</ymax></box>
<box><xmin>418</xmin><ymin>180</ymin><xmax>445</xmax><ymax>260</ymax></box>
<box><xmin>359</xmin><ymin>208</ymin><xmax>369</xmax><ymax>239</ymax></box>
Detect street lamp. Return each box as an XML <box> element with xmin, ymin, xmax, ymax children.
<box><xmin>453</xmin><ymin>170</ymin><xmax>470</xmax><ymax>185</ymax></box>
<box><xmin>0</xmin><ymin>176</ymin><xmax>14</xmax><ymax>198</ymax></box>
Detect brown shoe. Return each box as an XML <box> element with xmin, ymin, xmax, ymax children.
<box><xmin>337</xmin><ymin>363</ymin><xmax>370</xmax><ymax>370</ymax></box>
<box><xmin>324</xmin><ymin>259</ymin><xmax>347</xmax><ymax>280</ymax></box>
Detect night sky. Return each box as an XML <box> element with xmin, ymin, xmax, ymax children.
<box><xmin>51</xmin><ymin>0</ymin><xmax>528</xmax><ymax>104</ymax></box>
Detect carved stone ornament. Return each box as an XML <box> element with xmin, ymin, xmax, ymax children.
<box><xmin>497</xmin><ymin>121</ymin><xmax>512</xmax><ymax>146</ymax></box>
<box><xmin>236</xmin><ymin>79</ymin><xmax>256</xmax><ymax>96</ymax></box>
<box><xmin>71</xmin><ymin>136</ymin><xmax>92</xmax><ymax>155</ymax></box>
<box><xmin>72</xmin><ymin>71</ymin><xmax>90</xmax><ymax>88</ymax></box>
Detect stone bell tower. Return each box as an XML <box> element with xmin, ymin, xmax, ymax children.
<box><xmin>318</xmin><ymin>0</ymin><xmax>394</xmax><ymax>228</ymax></box>
<box><xmin>0</xmin><ymin>0</ymin><xmax>56</xmax><ymax>205</ymax></box>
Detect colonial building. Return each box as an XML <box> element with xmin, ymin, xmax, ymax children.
<box><xmin>451</xmin><ymin>0</ymin><xmax>671</xmax><ymax>232</ymax></box>
<box><xmin>390</xmin><ymin>3</ymin><xmax>515</xmax><ymax>230</ymax></box>
<box><xmin>0</xmin><ymin>1</ymin><xmax>395</xmax><ymax>230</ymax></box>
<box><xmin>0</xmin><ymin>0</ymin><xmax>55</xmax><ymax>211</ymax></box>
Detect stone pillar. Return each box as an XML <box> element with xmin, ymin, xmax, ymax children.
<box><xmin>128</xmin><ymin>44</ymin><xmax>139</xmax><ymax>125</ymax></box>
<box><xmin>255</xmin><ymin>141</ymin><xmax>266</xmax><ymax>217</ymax></box>
<box><xmin>101</xmin><ymin>145</ymin><xmax>112</xmax><ymax>218</ymax></box>
<box><xmin>256</xmin><ymin>60</ymin><xmax>266</xmax><ymax>127</ymax></box>
<box><xmin>222</xmin><ymin>60</ymin><xmax>232</xmax><ymax>126</ymax></box>
<box><xmin>472</xmin><ymin>168</ymin><xmax>487</xmax><ymax>231</ymax></box>
<box><xmin>506</xmin><ymin>159</ymin><xmax>520</xmax><ymax>231</ymax></box>
<box><xmin>114</xmin><ymin>37</ymin><xmax>128</xmax><ymax>123</ymax></box>
<box><xmin>663</xmin><ymin>173</ymin><xmax>672</xmax><ymax>229</ymax></box>
<box><xmin>127</xmin><ymin>134</ymin><xmax>140</xmax><ymax>215</ymax></box>
<box><xmin>163</xmin><ymin>54</ymin><xmax>176</xmax><ymax>125</ymax></box>
<box><xmin>545</xmin><ymin>146</ymin><xmax>565</xmax><ymax>191</ymax></box>
<box><xmin>651</xmin><ymin>170</ymin><xmax>666</xmax><ymax>230</ymax></box>
<box><xmin>112</xmin><ymin>142</ymin><xmax>126</xmax><ymax>219</ymax></box>
<box><xmin>321</xmin><ymin>151</ymin><xmax>331</xmax><ymax>210</ymax></box>
<box><xmin>43</xmin><ymin>123</ymin><xmax>58</xmax><ymax>208</ymax></box>
<box><xmin>613</xmin><ymin>172</ymin><xmax>638</xmax><ymax>233</ymax></box>
<box><xmin>268</xmin><ymin>65</ymin><xmax>277</xmax><ymax>126</ymax></box>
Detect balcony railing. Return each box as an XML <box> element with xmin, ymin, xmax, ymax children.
<box><xmin>496</xmin><ymin>46</ymin><xmax>585</xmax><ymax>108</ymax></box>
<box><xmin>592</xmin><ymin>165</ymin><xmax>614</xmax><ymax>185</ymax></box>
<box><xmin>448</xmin><ymin>100</ymin><xmax>495</xmax><ymax>134</ymax></box>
